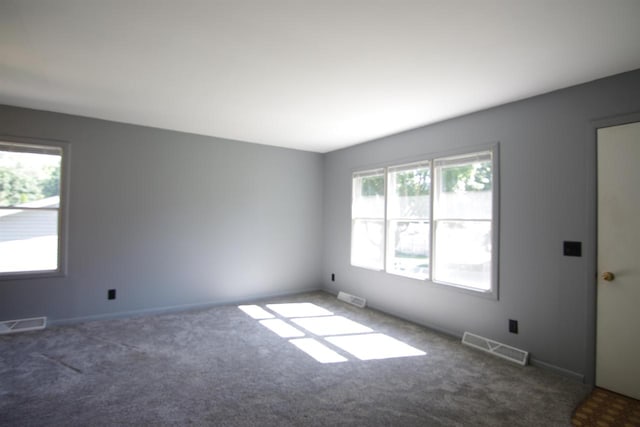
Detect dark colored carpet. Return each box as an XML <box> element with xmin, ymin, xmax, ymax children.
<box><xmin>1</xmin><ymin>291</ymin><xmax>589</xmax><ymax>426</ymax></box>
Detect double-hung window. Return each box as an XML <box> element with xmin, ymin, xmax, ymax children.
<box><xmin>351</xmin><ymin>169</ymin><xmax>385</xmax><ymax>270</ymax></box>
<box><xmin>0</xmin><ymin>139</ymin><xmax>67</xmax><ymax>277</ymax></box>
<box><xmin>386</xmin><ymin>162</ymin><xmax>431</xmax><ymax>280</ymax></box>
<box><xmin>432</xmin><ymin>152</ymin><xmax>493</xmax><ymax>290</ymax></box>
<box><xmin>350</xmin><ymin>146</ymin><xmax>497</xmax><ymax>296</ymax></box>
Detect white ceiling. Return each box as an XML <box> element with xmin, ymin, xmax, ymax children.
<box><xmin>1</xmin><ymin>1</ymin><xmax>640</xmax><ymax>153</ymax></box>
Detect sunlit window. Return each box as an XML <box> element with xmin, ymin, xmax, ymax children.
<box><xmin>350</xmin><ymin>146</ymin><xmax>497</xmax><ymax>295</ymax></box>
<box><xmin>351</xmin><ymin>169</ymin><xmax>385</xmax><ymax>270</ymax></box>
<box><xmin>0</xmin><ymin>140</ymin><xmax>67</xmax><ymax>277</ymax></box>
<box><xmin>386</xmin><ymin>162</ymin><xmax>431</xmax><ymax>280</ymax></box>
<box><xmin>433</xmin><ymin>152</ymin><xmax>493</xmax><ymax>290</ymax></box>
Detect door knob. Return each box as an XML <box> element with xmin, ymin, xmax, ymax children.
<box><xmin>601</xmin><ymin>272</ymin><xmax>615</xmax><ymax>281</ymax></box>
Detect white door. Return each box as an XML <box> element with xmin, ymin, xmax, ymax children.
<box><xmin>596</xmin><ymin>121</ymin><xmax>640</xmax><ymax>400</ymax></box>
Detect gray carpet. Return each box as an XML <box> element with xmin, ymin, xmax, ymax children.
<box><xmin>0</xmin><ymin>291</ymin><xmax>589</xmax><ymax>426</ymax></box>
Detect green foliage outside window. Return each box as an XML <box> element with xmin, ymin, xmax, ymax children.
<box><xmin>394</xmin><ymin>169</ymin><xmax>430</xmax><ymax>196</ymax></box>
<box><xmin>361</xmin><ymin>175</ymin><xmax>384</xmax><ymax>196</ymax></box>
<box><xmin>442</xmin><ymin>162</ymin><xmax>491</xmax><ymax>192</ymax></box>
<box><xmin>361</xmin><ymin>169</ymin><xmax>431</xmax><ymax>198</ymax></box>
<box><xmin>360</xmin><ymin>161</ymin><xmax>491</xmax><ymax>197</ymax></box>
<box><xmin>0</xmin><ymin>163</ymin><xmax>60</xmax><ymax>206</ymax></box>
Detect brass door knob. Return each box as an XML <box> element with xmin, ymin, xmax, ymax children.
<box><xmin>601</xmin><ymin>272</ymin><xmax>615</xmax><ymax>281</ymax></box>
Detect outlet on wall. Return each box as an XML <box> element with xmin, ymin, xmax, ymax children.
<box><xmin>108</xmin><ymin>289</ymin><xmax>116</xmax><ymax>300</ymax></box>
<box><xmin>563</xmin><ymin>241</ymin><xmax>582</xmax><ymax>257</ymax></box>
<box><xmin>331</xmin><ymin>273</ymin><xmax>335</xmax><ymax>282</ymax></box>
<box><xmin>509</xmin><ymin>319</ymin><xmax>518</xmax><ymax>334</ymax></box>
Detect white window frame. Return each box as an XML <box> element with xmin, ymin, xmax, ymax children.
<box><xmin>0</xmin><ymin>136</ymin><xmax>69</xmax><ymax>279</ymax></box>
<box><xmin>350</xmin><ymin>144</ymin><xmax>499</xmax><ymax>299</ymax></box>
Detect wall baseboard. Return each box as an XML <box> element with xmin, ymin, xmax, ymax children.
<box><xmin>49</xmin><ymin>287</ymin><xmax>323</xmax><ymax>326</ymax></box>
<box><xmin>324</xmin><ymin>288</ymin><xmax>586</xmax><ymax>382</ymax></box>
<box><xmin>529</xmin><ymin>358</ymin><xmax>585</xmax><ymax>383</ymax></box>
<box><xmin>49</xmin><ymin>285</ymin><xmax>587</xmax><ymax>383</ymax></box>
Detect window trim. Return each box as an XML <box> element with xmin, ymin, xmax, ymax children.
<box><xmin>0</xmin><ymin>135</ymin><xmax>70</xmax><ymax>280</ymax></box>
<box><xmin>350</xmin><ymin>143</ymin><xmax>499</xmax><ymax>300</ymax></box>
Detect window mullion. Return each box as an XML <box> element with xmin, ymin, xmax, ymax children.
<box><xmin>429</xmin><ymin>164</ymin><xmax>436</xmax><ymax>282</ymax></box>
<box><xmin>383</xmin><ymin>167</ymin><xmax>389</xmax><ymax>273</ymax></box>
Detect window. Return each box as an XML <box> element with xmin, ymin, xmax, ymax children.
<box><xmin>0</xmin><ymin>140</ymin><xmax>67</xmax><ymax>277</ymax></box>
<box><xmin>433</xmin><ymin>152</ymin><xmax>493</xmax><ymax>290</ymax></box>
<box><xmin>351</xmin><ymin>169</ymin><xmax>385</xmax><ymax>270</ymax></box>
<box><xmin>350</xmin><ymin>146</ymin><xmax>497</xmax><ymax>295</ymax></box>
<box><xmin>386</xmin><ymin>162</ymin><xmax>430</xmax><ymax>279</ymax></box>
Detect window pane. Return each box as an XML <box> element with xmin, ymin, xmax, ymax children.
<box><xmin>0</xmin><ymin>209</ymin><xmax>59</xmax><ymax>273</ymax></box>
<box><xmin>433</xmin><ymin>220</ymin><xmax>491</xmax><ymax>290</ymax></box>
<box><xmin>352</xmin><ymin>170</ymin><xmax>385</xmax><ymax>218</ymax></box>
<box><xmin>0</xmin><ymin>144</ymin><xmax>62</xmax><ymax>275</ymax></box>
<box><xmin>0</xmin><ymin>150</ymin><xmax>61</xmax><ymax>207</ymax></box>
<box><xmin>352</xmin><ymin>169</ymin><xmax>385</xmax><ymax>270</ymax></box>
<box><xmin>386</xmin><ymin>162</ymin><xmax>430</xmax><ymax>279</ymax></box>
<box><xmin>434</xmin><ymin>154</ymin><xmax>491</xmax><ymax>220</ymax></box>
<box><xmin>387</xmin><ymin>220</ymin><xmax>429</xmax><ymax>279</ymax></box>
<box><xmin>351</xmin><ymin>219</ymin><xmax>384</xmax><ymax>270</ymax></box>
<box><xmin>387</xmin><ymin>163</ymin><xmax>430</xmax><ymax>219</ymax></box>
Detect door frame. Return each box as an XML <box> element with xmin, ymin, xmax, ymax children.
<box><xmin>585</xmin><ymin>111</ymin><xmax>640</xmax><ymax>385</ymax></box>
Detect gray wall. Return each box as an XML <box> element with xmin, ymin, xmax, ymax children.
<box><xmin>0</xmin><ymin>105</ymin><xmax>324</xmax><ymax>322</ymax></box>
<box><xmin>322</xmin><ymin>69</ymin><xmax>640</xmax><ymax>380</ymax></box>
<box><xmin>3</xmin><ymin>69</ymin><xmax>640</xmax><ymax>381</ymax></box>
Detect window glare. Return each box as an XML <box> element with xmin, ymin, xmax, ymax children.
<box><xmin>386</xmin><ymin>162</ymin><xmax>431</xmax><ymax>280</ymax></box>
<box><xmin>351</xmin><ymin>169</ymin><xmax>386</xmax><ymax>270</ymax></box>
<box><xmin>351</xmin><ymin>147</ymin><xmax>496</xmax><ymax>294</ymax></box>
<box><xmin>0</xmin><ymin>142</ymin><xmax>64</xmax><ymax>276</ymax></box>
<box><xmin>351</xmin><ymin>219</ymin><xmax>384</xmax><ymax>270</ymax></box>
<box><xmin>387</xmin><ymin>220</ymin><xmax>430</xmax><ymax>279</ymax></box>
<box><xmin>433</xmin><ymin>152</ymin><xmax>493</xmax><ymax>290</ymax></box>
<box><xmin>433</xmin><ymin>220</ymin><xmax>492</xmax><ymax>290</ymax></box>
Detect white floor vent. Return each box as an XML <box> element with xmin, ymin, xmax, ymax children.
<box><xmin>462</xmin><ymin>331</ymin><xmax>528</xmax><ymax>366</ymax></box>
<box><xmin>0</xmin><ymin>317</ymin><xmax>47</xmax><ymax>335</ymax></box>
<box><xmin>337</xmin><ymin>291</ymin><xmax>367</xmax><ymax>308</ymax></box>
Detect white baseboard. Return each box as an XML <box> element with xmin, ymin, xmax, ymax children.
<box><xmin>529</xmin><ymin>358</ymin><xmax>585</xmax><ymax>382</ymax></box>
<box><xmin>49</xmin><ymin>287</ymin><xmax>322</xmax><ymax>326</ymax></box>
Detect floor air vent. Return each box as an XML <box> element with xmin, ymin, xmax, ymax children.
<box><xmin>0</xmin><ymin>317</ymin><xmax>47</xmax><ymax>335</ymax></box>
<box><xmin>462</xmin><ymin>331</ymin><xmax>528</xmax><ymax>366</ymax></box>
<box><xmin>337</xmin><ymin>291</ymin><xmax>366</xmax><ymax>308</ymax></box>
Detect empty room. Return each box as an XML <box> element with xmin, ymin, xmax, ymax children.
<box><xmin>1</xmin><ymin>1</ymin><xmax>640</xmax><ymax>426</ymax></box>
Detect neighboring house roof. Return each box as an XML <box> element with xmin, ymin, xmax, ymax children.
<box><xmin>0</xmin><ymin>196</ymin><xmax>59</xmax><ymax>219</ymax></box>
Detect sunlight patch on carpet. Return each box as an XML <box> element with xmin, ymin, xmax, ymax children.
<box><xmin>266</xmin><ymin>303</ymin><xmax>333</xmax><ymax>318</ymax></box>
<box><xmin>289</xmin><ymin>338</ymin><xmax>348</xmax><ymax>363</ymax></box>
<box><xmin>238</xmin><ymin>305</ymin><xmax>275</xmax><ymax>319</ymax></box>
<box><xmin>239</xmin><ymin>301</ymin><xmax>427</xmax><ymax>363</ymax></box>
<box><xmin>326</xmin><ymin>333</ymin><xmax>426</xmax><ymax>360</ymax></box>
<box><xmin>259</xmin><ymin>319</ymin><xmax>305</xmax><ymax>338</ymax></box>
<box><xmin>292</xmin><ymin>316</ymin><xmax>373</xmax><ymax>336</ymax></box>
